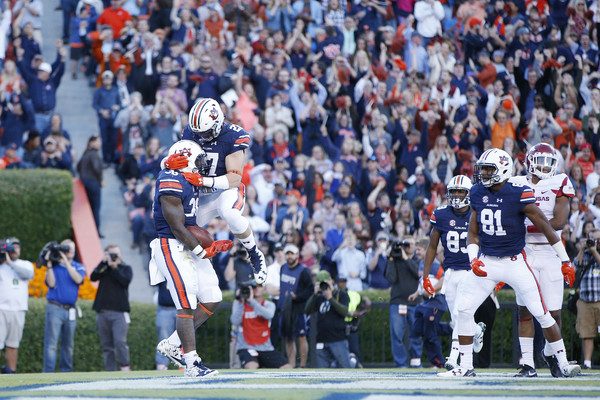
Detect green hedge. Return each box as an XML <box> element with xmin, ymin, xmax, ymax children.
<box><xmin>0</xmin><ymin>170</ymin><xmax>73</xmax><ymax>261</ymax></box>
<box><xmin>13</xmin><ymin>296</ymin><xmax>599</xmax><ymax>372</ymax></box>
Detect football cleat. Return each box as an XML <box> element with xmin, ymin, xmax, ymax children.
<box><xmin>473</xmin><ymin>322</ymin><xmax>486</xmax><ymax>353</ymax></box>
<box><xmin>541</xmin><ymin>351</ymin><xmax>562</xmax><ymax>378</ymax></box>
<box><xmin>444</xmin><ymin>359</ymin><xmax>458</xmax><ymax>371</ymax></box>
<box><xmin>248</xmin><ymin>246</ymin><xmax>267</xmax><ymax>285</ymax></box>
<box><xmin>514</xmin><ymin>364</ymin><xmax>538</xmax><ymax>378</ymax></box>
<box><xmin>561</xmin><ymin>364</ymin><xmax>581</xmax><ymax>378</ymax></box>
<box><xmin>437</xmin><ymin>367</ymin><xmax>476</xmax><ymax>377</ymax></box>
<box><xmin>184</xmin><ymin>358</ymin><xmax>219</xmax><ymax>378</ymax></box>
<box><xmin>156</xmin><ymin>339</ymin><xmax>185</xmax><ymax>368</ymax></box>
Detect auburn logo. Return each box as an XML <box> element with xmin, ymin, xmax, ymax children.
<box><xmin>178</xmin><ymin>148</ymin><xmax>192</xmax><ymax>157</ymax></box>
<box><xmin>498</xmin><ymin>155</ymin><xmax>509</xmax><ymax>166</ymax></box>
<box><xmin>209</xmin><ymin>107</ymin><xmax>218</xmax><ymax>121</ymax></box>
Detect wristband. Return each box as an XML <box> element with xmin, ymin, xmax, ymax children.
<box><xmin>192</xmin><ymin>245</ymin><xmax>206</xmax><ymax>258</ymax></box>
<box><xmin>467</xmin><ymin>243</ymin><xmax>479</xmax><ymax>263</ymax></box>
<box><xmin>205</xmin><ymin>175</ymin><xmax>230</xmax><ymax>190</ymax></box>
<box><xmin>551</xmin><ymin>241</ymin><xmax>569</xmax><ymax>262</ymax></box>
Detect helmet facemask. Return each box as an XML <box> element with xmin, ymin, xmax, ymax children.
<box><xmin>447</xmin><ymin>188</ymin><xmax>470</xmax><ymax>209</ymax></box>
<box><xmin>474</xmin><ymin>163</ymin><xmax>501</xmax><ymax>187</ymax></box>
<box><xmin>528</xmin><ymin>153</ymin><xmax>557</xmax><ymax>180</ymax></box>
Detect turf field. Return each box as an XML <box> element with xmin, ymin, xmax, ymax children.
<box><xmin>0</xmin><ymin>369</ymin><xmax>598</xmax><ymax>399</ymax></box>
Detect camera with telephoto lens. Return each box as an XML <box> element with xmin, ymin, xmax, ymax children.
<box><xmin>38</xmin><ymin>241</ymin><xmax>71</xmax><ymax>266</ymax></box>
<box><xmin>236</xmin><ymin>280</ymin><xmax>256</xmax><ymax>301</ymax></box>
<box><xmin>319</xmin><ymin>281</ymin><xmax>330</xmax><ymax>292</ymax></box>
<box><xmin>0</xmin><ymin>239</ymin><xmax>16</xmax><ymax>263</ymax></box>
<box><xmin>586</xmin><ymin>238</ymin><xmax>597</xmax><ymax>248</ymax></box>
<box><xmin>390</xmin><ymin>240</ymin><xmax>408</xmax><ymax>258</ymax></box>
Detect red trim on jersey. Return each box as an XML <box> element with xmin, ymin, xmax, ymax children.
<box><xmin>521</xmin><ymin>250</ymin><xmax>548</xmax><ymax>314</ymax></box>
<box><xmin>551</xmin><ymin>176</ymin><xmax>575</xmax><ymax>198</ymax></box>
<box><xmin>159</xmin><ymin>181</ymin><xmax>183</xmax><ymax>190</ymax></box>
<box><xmin>235</xmin><ymin>137</ymin><xmax>251</xmax><ymax>144</ymax></box>
<box><xmin>520</xmin><ymin>191</ymin><xmax>534</xmax><ymax>199</ymax></box>
<box><xmin>160</xmin><ymin>238</ymin><xmax>191</xmax><ymax>309</ymax></box>
<box><xmin>430</xmin><ymin>212</ymin><xmax>437</xmax><ymax>223</ymax></box>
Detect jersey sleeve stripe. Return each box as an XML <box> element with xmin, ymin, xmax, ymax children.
<box><xmin>520</xmin><ymin>197</ymin><xmax>536</xmax><ymax>203</ymax></box>
<box><xmin>159</xmin><ymin>181</ymin><xmax>183</xmax><ymax>189</ymax></box>
<box><xmin>235</xmin><ymin>138</ymin><xmax>251</xmax><ymax>144</ymax></box>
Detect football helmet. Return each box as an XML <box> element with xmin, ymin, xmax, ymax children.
<box><xmin>167</xmin><ymin>140</ymin><xmax>208</xmax><ymax>174</ymax></box>
<box><xmin>474</xmin><ymin>148</ymin><xmax>513</xmax><ymax>187</ymax></box>
<box><xmin>446</xmin><ymin>175</ymin><xmax>473</xmax><ymax>209</ymax></box>
<box><xmin>188</xmin><ymin>98</ymin><xmax>224</xmax><ymax>143</ymax></box>
<box><xmin>526</xmin><ymin>143</ymin><xmax>559</xmax><ymax>180</ymax></box>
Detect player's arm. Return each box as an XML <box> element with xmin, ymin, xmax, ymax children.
<box><xmin>183</xmin><ymin>150</ymin><xmax>244</xmax><ymax>189</ymax></box>
<box><xmin>159</xmin><ymin>195</ymin><xmax>206</xmax><ymax>258</ymax></box>
<box><xmin>421</xmin><ymin>228</ymin><xmax>441</xmax><ymax>295</ymax></box>
<box><xmin>524</xmin><ymin>203</ymin><xmax>576</xmax><ymax>286</ymax></box>
<box><xmin>548</xmin><ymin>196</ymin><xmax>570</xmax><ymax>231</ymax></box>
<box><xmin>466</xmin><ymin>209</ymin><xmax>486</xmax><ymax>276</ymax></box>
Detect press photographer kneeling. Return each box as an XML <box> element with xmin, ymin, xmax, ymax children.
<box><xmin>305</xmin><ymin>271</ymin><xmax>352</xmax><ymax>368</ymax></box>
<box><xmin>230</xmin><ymin>282</ymin><xmax>291</xmax><ymax>369</ymax></box>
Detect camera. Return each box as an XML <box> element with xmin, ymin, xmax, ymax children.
<box><xmin>586</xmin><ymin>238</ymin><xmax>597</xmax><ymax>248</ymax></box>
<box><xmin>234</xmin><ymin>248</ymin><xmax>248</xmax><ymax>259</ymax></box>
<box><xmin>389</xmin><ymin>240</ymin><xmax>405</xmax><ymax>258</ymax></box>
<box><xmin>0</xmin><ymin>239</ymin><xmax>16</xmax><ymax>263</ymax></box>
<box><xmin>109</xmin><ymin>253</ymin><xmax>119</xmax><ymax>262</ymax></box>
<box><xmin>236</xmin><ymin>280</ymin><xmax>256</xmax><ymax>301</ymax></box>
<box><xmin>38</xmin><ymin>241</ymin><xmax>71</xmax><ymax>265</ymax></box>
<box><xmin>319</xmin><ymin>281</ymin><xmax>330</xmax><ymax>292</ymax></box>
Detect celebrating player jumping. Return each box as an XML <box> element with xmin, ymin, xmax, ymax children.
<box><xmin>438</xmin><ymin>148</ymin><xmax>580</xmax><ymax>378</ymax></box>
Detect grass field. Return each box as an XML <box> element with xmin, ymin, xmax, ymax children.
<box><xmin>0</xmin><ymin>369</ymin><xmax>599</xmax><ymax>399</ymax></box>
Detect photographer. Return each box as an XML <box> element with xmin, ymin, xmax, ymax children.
<box><xmin>224</xmin><ymin>244</ymin><xmax>254</xmax><ymax>290</ymax></box>
<box><xmin>305</xmin><ymin>271</ymin><xmax>352</xmax><ymax>368</ymax></box>
<box><xmin>385</xmin><ymin>238</ymin><xmax>423</xmax><ymax>368</ymax></box>
<box><xmin>91</xmin><ymin>245</ymin><xmax>133</xmax><ymax>371</ymax></box>
<box><xmin>0</xmin><ymin>238</ymin><xmax>33</xmax><ymax>373</ymax></box>
<box><xmin>42</xmin><ymin>239</ymin><xmax>85</xmax><ymax>373</ymax></box>
<box><xmin>574</xmin><ymin>229</ymin><xmax>600</xmax><ymax>370</ymax></box>
<box><xmin>230</xmin><ymin>283</ymin><xmax>291</xmax><ymax>369</ymax></box>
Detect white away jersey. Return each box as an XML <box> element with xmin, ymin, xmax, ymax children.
<box><xmin>510</xmin><ymin>173</ymin><xmax>574</xmax><ymax>243</ymax></box>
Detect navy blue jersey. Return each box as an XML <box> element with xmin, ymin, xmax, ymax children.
<box><xmin>430</xmin><ymin>206</ymin><xmax>470</xmax><ymax>271</ymax></box>
<box><xmin>470</xmin><ymin>181</ymin><xmax>536</xmax><ymax>257</ymax></box>
<box><xmin>153</xmin><ymin>170</ymin><xmax>199</xmax><ymax>238</ymax></box>
<box><xmin>182</xmin><ymin>121</ymin><xmax>250</xmax><ymax>177</ymax></box>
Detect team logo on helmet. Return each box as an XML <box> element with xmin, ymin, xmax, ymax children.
<box><xmin>209</xmin><ymin>107</ymin><xmax>218</xmax><ymax>121</ymax></box>
<box><xmin>498</xmin><ymin>155</ymin><xmax>510</xmax><ymax>166</ymax></box>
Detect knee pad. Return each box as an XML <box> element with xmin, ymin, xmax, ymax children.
<box><xmin>197</xmin><ymin>286</ymin><xmax>223</xmax><ymax>304</ymax></box>
<box><xmin>220</xmin><ymin>207</ymin><xmax>249</xmax><ymax>234</ymax></box>
<box><xmin>535</xmin><ymin>312</ymin><xmax>556</xmax><ymax>329</ymax></box>
<box><xmin>456</xmin><ymin>311</ymin><xmax>476</xmax><ymax>337</ymax></box>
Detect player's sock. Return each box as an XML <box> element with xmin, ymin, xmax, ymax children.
<box><xmin>449</xmin><ymin>340</ymin><xmax>460</xmax><ymax>363</ymax></box>
<box><xmin>183</xmin><ymin>350</ymin><xmax>198</xmax><ymax>367</ymax></box>
<box><xmin>584</xmin><ymin>360</ymin><xmax>592</xmax><ymax>368</ymax></box>
<box><xmin>167</xmin><ymin>331</ymin><xmax>182</xmax><ymax>348</ymax></box>
<box><xmin>547</xmin><ymin>339</ymin><xmax>568</xmax><ymax>368</ymax></box>
<box><xmin>238</xmin><ymin>232</ymin><xmax>257</xmax><ymax>250</ymax></box>
<box><xmin>519</xmin><ymin>337</ymin><xmax>535</xmax><ymax>367</ymax></box>
<box><xmin>543</xmin><ymin>341</ymin><xmax>553</xmax><ymax>358</ymax></box>
<box><xmin>458</xmin><ymin>344</ymin><xmax>473</xmax><ymax>370</ymax></box>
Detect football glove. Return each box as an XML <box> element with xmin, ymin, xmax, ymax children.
<box><xmin>495</xmin><ymin>282</ymin><xmax>505</xmax><ymax>292</ymax></box>
<box><xmin>204</xmin><ymin>240</ymin><xmax>234</xmax><ymax>258</ymax></box>
<box><xmin>164</xmin><ymin>153</ymin><xmax>188</xmax><ymax>170</ymax></box>
<box><xmin>182</xmin><ymin>172</ymin><xmax>205</xmax><ymax>187</ymax></box>
<box><xmin>561</xmin><ymin>261</ymin><xmax>576</xmax><ymax>288</ymax></box>
<box><xmin>422</xmin><ymin>275</ymin><xmax>436</xmax><ymax>296</ymax></box>
<box><xmin>471</xmin><ymin>258</ymin><xmax>487</xmax><ymax>277</ymax></box>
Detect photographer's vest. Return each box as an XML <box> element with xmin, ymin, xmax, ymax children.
<box><xmin>242</xmin><ymin>301</ymin><xmax>270</xmax><ymax>346</ymax></box>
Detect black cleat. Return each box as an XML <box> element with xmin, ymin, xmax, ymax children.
<box><xmin>541</xmin><ymin>351</ymin><xmax>563</xmax><ymax>378</ymax></box>
<box><xmin>514</xmin><ymin>364</ymin><xmax>538</xmax><ymax>377</ymax></box>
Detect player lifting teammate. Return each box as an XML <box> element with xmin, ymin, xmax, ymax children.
<box><xmin>438</xmin><ymin>148</ymin><xmax>580</xmax><ymax>378</ymax></box>
<box><xmin>163</xmin><ymin>98</ymin><xmax>267</xmax><ymax>284</ymax></box>
<box><xmin>150</xmin><ymin>140</ymin><xmax>232</xmax><ymax>378</ymax></box>
<box><xmin>422</xmin><ymin>175</ymin><xmax>486</xmax><ymax>371</ymax></box>
<box><xmin>510</xmin><ymin>144</ymin><xmax>576</xmax><ymax>377</ymax></box>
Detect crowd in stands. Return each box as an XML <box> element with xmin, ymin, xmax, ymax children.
<box><xmin>2</xmin><ymin>0</ymin><xmax>600</xmax><ymax>287</ymax></box>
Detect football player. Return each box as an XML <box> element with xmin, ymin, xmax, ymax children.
<box><xmin>150</xmin><ymin>140</ymin><xmax>232</xmax><ymax>378</ymax></box>
<box><xmin>423</xmin><ymin>175</ymin><xmax>486</xmax><ymax>371</ymax></box>
<box><xmin>511</xmin><ymin>144</ymin><xmax>575</xmax><ymax>377</ymax></box>
<box><xmin>438</xmin><ymin>148</ymin><xmax>579</xmax><ymax>378</ymax></box>
<box><xmin>163</xmin><ymin>98</ymin><xmax>268</xmax><ymax>286</ymax></box>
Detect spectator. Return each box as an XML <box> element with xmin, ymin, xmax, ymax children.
<box><xmin>77</xmin><ymin>136</ymin><xmax>103</xmax><ymax>235</ymax></box>
<box><xmin>93</xmin><ymin>70</ymin><xmax>120</xmax><ymax>164</ymax></box>
<box><xmin>574</xmin><ymin>230</ymin><xmax>600</xmax><ymax>370</ymax></box>
<box><xmin>36</xmin><ymin>136</ymin><xmax>72</xmax><ymax>171</ymax></box>
<box><xmin>91</xmin><ymin>244</ymin><xmax>132</xmax><ymax>371</ymax></box>
<box><xmin>13</xmin><ymin>0</ymin><xmax>43</xmax><ymax>45</ymax></box>
<box><xmin>385</xmin><ymin>240</ymin><xmax>423</xmax><ymax>367</ymax></box>
<box><xmin>414</xmin><ymin>0</ymin><xmax>444</xmax><ymax>43</ymax></box>
<box><xmin>0</xmin><ymin>93</ymin><xmax>35</xmax><ymax>150</ymax></box>
<box><xmin>331</xmin><ymin>231</ymin><xmax>367</xmax><ymax>291</ymax></box>
<box><xmin>97</xmin><ymin>0</ymin><xmax>131</xmax><ymax>36</ymax></box>
<box><xmin>366</xmin><ymin>231</ymin><xmax>391</xmax><ymax>289</ymax></box>
<box><xmin>278</xmin><ymin>244</ymin><xmax>313</xmax><ymax>368</ymax></box>
<box><xmin>305</xmin><ymin>270</ymin><xmax>352</xmax><ymax>368</ymax></box>
<box><xmin>42</xmin><ymin>239</ymin><xmax>85</xmax><ymax>373</ymax></box>
<box><xmin>231</xmin><ymin>283</ymin><xmax>291</xmax><ymax>369</ymax></box>
<box><xmin>0</xmin><ymin>237</ymin><xmax>34</xmax><ymax>373</ymax></box>
<box><xmin>15</xmin><ymin>40</ymin><xmax>66</xmax><ymax>132</ymax></box>
<box><xmin>224</xmin><ymin>245</ymin><xmax>255</xmax><ymax>290</ymax></box>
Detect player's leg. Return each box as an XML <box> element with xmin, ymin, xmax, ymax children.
<box><xmin>536</xmin><ymin>247</ymin><xmax>565</xmax><ymax>361</ymax></box>
<box><xmin>439</xmin><ymin>267</ymin><xmax>494</xmax><ymax>377</ymax></box>
<box><xmin>515</xmin><ymin>246</ymin><xmax>538</xmax><ymax>374</ymax></box>
<box><xmin>443</xmin><ymin>269</ymin><xmax>461</xmax><ymax>369</ymax></box>
<box><xmin>511</xmin><ymin>252</ymin><xmax>580</xmax><ymax>377</ymax></box>
<box><xmin>217</xmin><ymin>186</ymin><xmax>267</xmax><ymax>281</ymax></box>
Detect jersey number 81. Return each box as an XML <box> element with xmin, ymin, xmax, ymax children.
<box><xmin>481</xmin><ymin>209</ymin><xmax>506</xmax><ymax>236</ymax></box>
